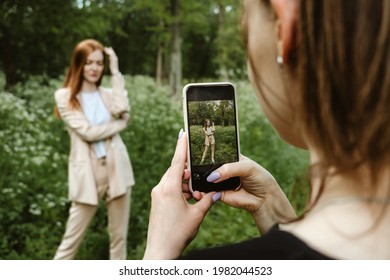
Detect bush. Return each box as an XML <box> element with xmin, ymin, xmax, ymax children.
<box><xmin>189</xmin><ymin>125</ymin><xmax>238</xmax><ymax>164</ymax></box>
<box><xmin>0</xmin><ymin>88</ymin><xmax>68</xmax><ymax>259</ymax></box>
<box><xmin>0</xmin><ymin>75</ymin><xmax>309</xmax><ymax>259</ymax></box>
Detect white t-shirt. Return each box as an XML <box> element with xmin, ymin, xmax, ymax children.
<box><xmin>81</xmin><ymin>91</ymin><xmax>111</xmax><ymax>158</ymax></box>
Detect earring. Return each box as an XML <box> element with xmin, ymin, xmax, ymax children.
<box><xmin>274</xmin><ymin>20</ymin><xmax>284</xmax><ymax>71</ymax></box>
<box><xmin>276</xmin><ymin>55</ymin><xmax>283</xmax><ymax>65</ymax></box>
<box><xmin>276</xmin><ymin>55</ymin><xmax>284</xmax><ymax>73</ymax></box>
<box><xmin>276</xmin><ymin>41</ymin><xmax>284</xmax><ymax>69</ymax></box>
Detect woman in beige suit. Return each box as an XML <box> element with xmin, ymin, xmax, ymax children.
<box><xmin>200</xmin><ymin>119</ymin><xmax>215</xmax><ymax>164</ymax></box>
<box><xmin>53</xmin><ymin>39</ymin><xmax>135</xmax><ymax>260</ymax></box>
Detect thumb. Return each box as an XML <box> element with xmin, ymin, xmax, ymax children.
<box><xmin>193</xmin><ymin>192</ymin><xmax>221</xmax><ymax>214</ymax></box>
<box><xmin>206</xmin><ymin>155</ymin><xmax>256</xmax><ymax>183</ymax></box>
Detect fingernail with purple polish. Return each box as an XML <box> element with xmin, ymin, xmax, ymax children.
<box><xmin>212</xmin><ymin>192</ymin><xmax>222</xmax><ymax>202</ymax></box>
<box><xmin>178</xmin><ymin>129</ymin><xmax>184</xmax><ymax>139</ymax></box>
<box><xmin>207</xmin><ymin>171</ymin><xmax>220</xmax><ymax>182</ymax></box>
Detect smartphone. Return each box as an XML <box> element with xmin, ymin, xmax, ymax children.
<box><xmin>183</xmin><ymin>82</ymin><xmax>241</xmax><ymax>193</ymax></box>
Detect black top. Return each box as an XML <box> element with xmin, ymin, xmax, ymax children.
<box><xmin>182</xmin><ymin>224</ymin><xmax>332</xmax><ymax>260</ymax></box>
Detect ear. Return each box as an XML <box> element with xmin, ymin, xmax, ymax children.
<box><xmin>271</xmin><ymin>0</ymin><xmax>297</xmax><ymax>63</ymax></box>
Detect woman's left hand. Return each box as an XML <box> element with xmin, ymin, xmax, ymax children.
<box><xmin>143</xmin><ymin>131</ymin><xmax>218</xmax><ymax>259</ymax></box>
<box><xmin>104</xmin><ymin>47</ymin><xmax>120</xmax><ymax>75</ymax></box>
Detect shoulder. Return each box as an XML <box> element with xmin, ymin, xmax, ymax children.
<box><xmin>182</xmin><ymin>226</ymin><xmax>332</xmax><ymax>260</ymax></box>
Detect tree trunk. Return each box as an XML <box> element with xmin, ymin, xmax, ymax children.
<box><xmin>156</xmin><ymin>41</ymin><xmax>163</xmax><ymax>86</ymax></box>
<box><xmin>218</xmin><ymin>3</ymin><xmax>228</xmax><ymax>80</ymax></box>
<box><xmin>0</xmin><ymin>25</ymin><xmax>17</xmax><ymax>89</ymax></box>
<box><xmin>169</xmin><ymin>0</ymin><xmax>182</xmax><ymax>96</ymax></box>
<box><xmin>155</xmin><ymin>18</ymin><xmax>165</xmax><ymax>86</ymax></box>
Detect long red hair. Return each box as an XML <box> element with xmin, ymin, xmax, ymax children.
<box><xmin>54</xmin><ymin>39</ymin><xmax>105</xmax><ymax>117</ymax></box>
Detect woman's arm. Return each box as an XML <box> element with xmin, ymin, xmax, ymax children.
<box><xmin>144</xmin><ymin>132</ymin><xmax>218</xmax><ymax>259</ymax></box>
<box><xmin>109</xmin><ymin>74</ymin><xmax>130</xmax><ymax>115</ymax></box>
<box><xmin>251</xmin><ymin>183</ymin><xmax>296</xmax><ymax>234</ymax></box>
<box><xmin>104</xmin><ymin>47</ymin><xmax>130</xmax><ymax>116</ymax></box>
<box><xmin>55</xmin><ymin>89</ymin><xmax>127</xmax><ymax>142</ymax></box>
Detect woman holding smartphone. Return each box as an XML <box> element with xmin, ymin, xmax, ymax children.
<box><xmin>200</xmin><ymin>119</ymin><xmax>215</xmax><ymax>164</ymax></box>
<box><xmin>144</xmin><ymin>0</ymin><xmax>390</xmax><ymax>259</ymax></box>
<box><xmin>54</xmin><ymin>39</ymin><xmax>135</xmax><ymax>259</ymax></box>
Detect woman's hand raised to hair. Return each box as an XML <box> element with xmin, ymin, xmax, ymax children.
<box><xmin>207</xmin><ymin>155</ymin><xmax>297</xmax><ymax>234</ymax></box>
<box><xmin>143</xmin><ymin>131</ymin><xmax>219</xmax><ymax>260</ymax></box>
<box><xmin>104</xmin><ymin>47</ymin><xmax>120</xmax><ymax>75</ymax></box>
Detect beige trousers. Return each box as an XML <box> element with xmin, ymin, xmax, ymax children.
<box><xmin>54</xmin><ymin>157</ymin><xmax>131</xmax><ymax>260</ymax></box>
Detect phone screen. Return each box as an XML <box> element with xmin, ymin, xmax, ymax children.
<box><xmin>183</xmin><ymin>83</ymin><xmax>240</xmax><ymax>193</ymax></box>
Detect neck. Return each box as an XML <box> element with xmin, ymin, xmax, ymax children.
<box><xmin>308</xmin><ymin>149</ymin><xmax>390</xmax><ymax>208</ymax></box>
<box><xmin>81</xmin><ymin>81</ymin><xmax>98</xmax><ymax>93</ymax></box>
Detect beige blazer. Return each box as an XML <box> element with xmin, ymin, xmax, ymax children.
<box><xmin>55</xmin><ymin>75</ymin><xmax>135</xmax><ymax>205</ymax></box>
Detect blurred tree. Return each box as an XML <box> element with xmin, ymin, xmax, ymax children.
<box><xmin>181</xmin><ymin>0</ymin><xmax>246</xmax><ymax>81</ymax></box>
<box><xmin>0</xmin><ymin>0</ymin><xmax>127</xmax><ymax>89</ymax></box>
<box><xmin>215</xmin><ymin>100</ymin><xmax>234</xmax><ymax>127</ymax></box>
<box><xmin>214</xmin><ymin>0</ymin><xmax>245</xmax><ymax>79</ymax></box>
<box><xmin>0</xmin><ymin>0</ymin><xmax>75</xmax><ymax>88</ymax></box>
<box><xmin>0</xmin><ymin>0</ymin><xmax>246</xmax><ymax>90</ymax></box>
<box><xmin>169</xmin><ymin>0</ymin><xmax>181</xmax><ymax>96</ymax></box>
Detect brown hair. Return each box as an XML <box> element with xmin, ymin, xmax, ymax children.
<box><xmin>54</xmin><ymin>39</ymin><xmax>105</xmax><ymax>117</ymax></box>
<box><xmin>245</xmin><ymin>0</ymin><xmax>389</xmax><ymax>214</ymax></box>
<box><xmin>204</xmin><ymin>119</ymin><xmax>211</xmax><ymax>129</ymax></box>
<box><xmin>295</xmin><ymin>0</ymin><xmax>390</xmax><ymax>199</ymax></box>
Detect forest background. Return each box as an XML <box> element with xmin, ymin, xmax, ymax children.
<box><xmin>0</xmin><ymin>0</ymin><xmax>309</xmax><ymax>259</ymax></box>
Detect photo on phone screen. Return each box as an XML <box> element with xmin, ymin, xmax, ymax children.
<box><xmin>183</xmin><ymin>82</ymin><xmax>240</xmax><ymax>193</ymax></box>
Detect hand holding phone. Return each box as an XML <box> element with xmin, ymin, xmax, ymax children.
<box><xmin>144</xmin><ymin>132</ymin><xmax>218</xmax><ymax>259</ymax></box>
<box><xmin>183</xmin><ymin>82</ymin><xmax>241</xmax><ymax>193</ymax></box>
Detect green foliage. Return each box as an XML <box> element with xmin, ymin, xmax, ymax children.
<box><xmin>189</xmin><ymin>125</ymin><xmax>238</xmax><ymax>164</ymax></box>
<box><xmin>0</xmin><ymin>79</ymin><xmax>69</xmax><ymax>259</ymax></box>
<box><xmin>0</xmin><ymin>0</ymin><xmax>246</xmax><ymax>88</ymax></box>
<box><xmin>114</xmin><ymin>76</ymin><xmax>183</xmax><ymax>258</ymax></box>
<box><xmin>188</xmin><ymin>100</ymin><xmax>235</xmax><ymax>126</ymax></box>
<box><xmin>0</xmin><ymin>75</ymin><xmax>309</xmax><ymax>259</ymax></box>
